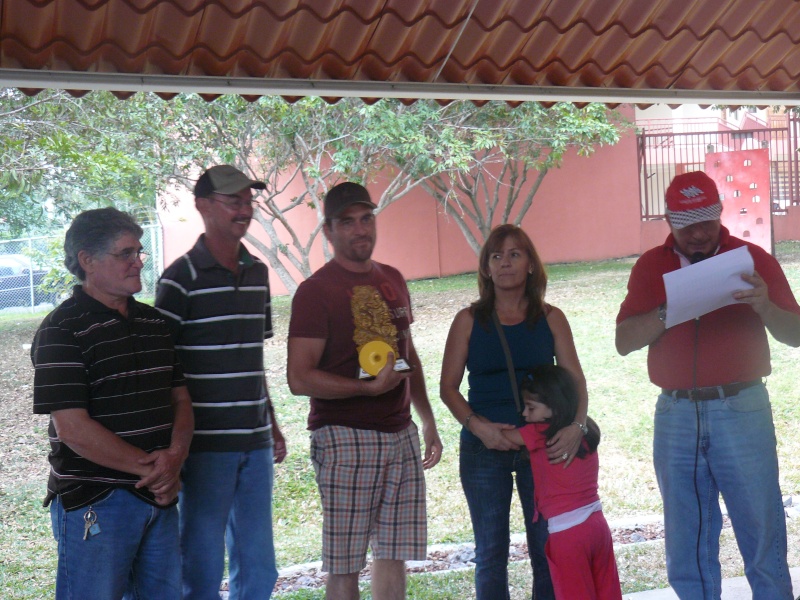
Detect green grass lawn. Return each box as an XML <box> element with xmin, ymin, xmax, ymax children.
<box><xmin>4</xmin><ymin>244</ymin><xmax>800</xmax><ymax>598</ymax></box>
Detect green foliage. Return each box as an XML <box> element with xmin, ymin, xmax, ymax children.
<box><xmin>2</xmin><ymin>90</ymin><xmax>627</xmax><ymax>288</ymax></box>
<box><xmin>0</xmin><ymin>89</ymin><xmax>174</xmax><ymax>237</ymax></box>
<box><xmin>361</xmin><ymin>100</ymin><xmax>629</xmax><ymax>253</ymax></box>
<box><xmin>26</xmin><ymin>236</ymin><xmax>75</xmax><ymax>299</ymax></box>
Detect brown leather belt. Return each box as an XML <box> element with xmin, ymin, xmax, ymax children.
<box><xmin>661</xmin><ymin>380</ymin><xmax>762</xmax><ymax>402</ymax></box>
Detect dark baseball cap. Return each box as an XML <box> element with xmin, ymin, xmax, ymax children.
<box><xmin>194</xmin><ymin>165</ymin><xmax>266</xmax><ymax>198</ymax></box>
<box><xmin>324</xmin><ymin>182</ymin><xmax>377</xmax><ymax>220</ymax></box>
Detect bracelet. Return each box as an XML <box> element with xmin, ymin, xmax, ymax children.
<box><xmin>464</xmin><ymin>412</ymin><xmax>477</xmax><ymax>432</ymax></box>
<box><xmin>572</xmin><ymin>421</ymin><xmax>589</xmax><ymax>436</ymax></box>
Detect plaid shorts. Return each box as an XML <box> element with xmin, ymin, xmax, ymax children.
<box><xmin>310</xmin><ymin>422</ymin><xmax>428</xmax><ymax>574</ymax></box>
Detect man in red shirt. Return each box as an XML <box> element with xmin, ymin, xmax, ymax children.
<box><xmin>616</xmin><ymin>171</ymin><xmax>800</xmax><ymax>600</ymax></box>
<box><xmin>287</xmin><ymin>182</ymin><xmax>442</xmax><ymax>600</ymax></box>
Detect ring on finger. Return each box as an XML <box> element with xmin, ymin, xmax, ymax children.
<box><xmin>561</xmin><ymin>452</ymin><xmax>569</xmax><ymax>460</ymax></box>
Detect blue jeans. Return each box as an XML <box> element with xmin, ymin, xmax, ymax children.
<box><xmin>460</xmin><ymin>434</ymin><xmax>554</xmax><ymax>600</ymax></box>
<box><xmin>50</xmin><ymin>489</ymin><xmax>180</xmax><ymax>600</ymax></box>
<box><xmin>654</xmin><ymin>384</ymin><xmax>793</xmax><ymax>600</ymax></box>
<box><xmin>179</xmin><ymin>448</ymin><xmax>278</xmax><ymax>600</ymax></box>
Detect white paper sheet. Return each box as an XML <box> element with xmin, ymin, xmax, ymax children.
<box><xmin>662</xmin><ymin>246</ymin><xmax>754</xmax><ymax>328</ymax></box>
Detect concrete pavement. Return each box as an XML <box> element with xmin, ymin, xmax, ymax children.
<box><xmin>624</xmin><ymin>567</ymin><xmax>800</xmax><ymax>599</ymax></box>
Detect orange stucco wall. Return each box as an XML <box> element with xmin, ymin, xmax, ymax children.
<box><xmin>520</xmin><ymin>138</ymin><xmax>642</xmax><ymax>264</ymax></box>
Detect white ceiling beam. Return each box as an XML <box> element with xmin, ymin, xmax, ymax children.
<box><xmin>2</xmin><ymin>69</ymin><xmax>800</xmax><ymax>106</ymax></box>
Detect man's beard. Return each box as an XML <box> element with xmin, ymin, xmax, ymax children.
<box><xmin>349</xmin><ymin>237</ymin><xmax>374</xmax><ymax>261</ymax></box>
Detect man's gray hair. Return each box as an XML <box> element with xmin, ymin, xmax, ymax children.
<box><xmin>64</xmin><ymin>207</ymin><xmax>143</xmax><ymax>281</ymax></box>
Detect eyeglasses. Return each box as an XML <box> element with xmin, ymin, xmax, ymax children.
<box><xmin>211</xmin><ymin>194</ymin><xmax>259</xmax><ymax>211</ymax></box>
<box><xmin>107</xmin><ymin>248</ymin><xmax>149</xmax><ymax>264</ymax></box>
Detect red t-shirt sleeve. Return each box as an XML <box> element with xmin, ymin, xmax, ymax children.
<box><xmin>519</xmin><ymin>423</ymin><xmax>547</xmax><ymax>451</ymax></box>
<box><xmin>616</xmin><ymin>248</ymin><xmax>671</xmax><ymax>325</ymax></box>
<box><xmin>288</xmin><ymin>278</ymin><xmax>329</xmax><ymax>340</ymax></box>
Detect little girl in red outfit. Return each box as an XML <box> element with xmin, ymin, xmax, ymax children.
<box><xmin>503</xmin><ymin>364</ymin><xmax>622</xmax><ymax>600</ymax></box>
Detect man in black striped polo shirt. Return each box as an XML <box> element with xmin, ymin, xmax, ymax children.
<box><xmin>156</xmin><ymin>165</ymin><xmax>286</xmax><ymax>599</ymax></box>
<box><xmin>32</xmin><ymin>207</ymin><xmax>194</xmax><ymax>600</ymax></box>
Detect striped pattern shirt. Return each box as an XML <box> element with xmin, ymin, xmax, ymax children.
<box><xmin>155</xmin><ymin>236</ymin><xmax>274</xmax><ymax>453</ymax></box>
<box><xmin>31</xmin><ymin>286</ymin><xmax>185</xmax><ymax>511</ymax></box>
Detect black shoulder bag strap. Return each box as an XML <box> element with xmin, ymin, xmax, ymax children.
<box><xmin>491</xmin><ymin>310</ymin><xmax>523</xmax><ymax>415</ymax></box>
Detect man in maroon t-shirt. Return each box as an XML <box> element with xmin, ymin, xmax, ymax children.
<box><xmin>616</xmin><ymin>171</ymin><xmax>800</xmax><ymax>600</ymax></box>
<box><xmin>287</xmin><ymin>182</ymin><xmax>442</xmax><ymax>600</ymax></box>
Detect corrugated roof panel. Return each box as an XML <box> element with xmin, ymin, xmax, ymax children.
<box><xmin>751</xmin><ymin>3</ymin><xmax>800</xmax><ymax>40</ymax></box>
<box><xmin>2</xmin><ymin>1</ymin><xmax>51</xmax><ymax>69</ymax></box>
<box><xmin>369</xmin><ymin>12</ymin><xmax>444</xmax><ymax>79</ymax></box>
<box><xmin>590</xmin><ymin>25</ymin><xmax>638</xmax><ymax>73</ymax></box>
<box><xmin>263</xmin><ymin>8</ymin><xmax>326</xmax><ymax>79</ymax></box>
<box><xmin>539</xmin><ymin>0</ymin><xmax>584</xmax><ymax>31</ymax></box>
<box><xmin>382</xmin><ymin>0</ymin><xmax>466</xmax><ymax>26</ymax></box>
<box><xmin>658</xmin><ymin>28</ymin><xmax>709</xmax><ymax>79</ymax></box>
<box><xmin>610</xmin><ymin>0</ymin><xmax>653</xmax><ymax>35</ymax></box>
<box><xmin>690</xmin><ymin>30</ymin><xmax>738</xmax><ymax>78</ymax></box>
<box><xmin>749</xmin><ymin>34</ymin><xmax>798</xmax><ymax>82</ymax></box>
<box><xmin>731</xmin><ymin>33</ymin><xmax>787</xmax><ymax>81</ymax></box>
<box><xmin>471</xmin><ymin>0</ymin><xmax>537</xmax><ymax>29</ymax></box>
<box><xmin>609</xmin><ymin>63</ymin><xmax>646</xmax><ymax>90</ymax></box>
<box><xmin>459</xmin><ymin>20</ymin><xmax>532</xmax><ymax>82</ymax></box>
<box><xmin>683</xmin><ymin>1</ymin><xmax>732</xmax><ymax>37</ymax></box>
<box><xmin>516</xmin><ymin>20</ymin><xmax>561</xmax><ymax>74</ymax></box>
<box><xmin>3</xmin><ymin>1</ymin><xmax>52</xmax><ymax>53</ymax></box>
<box><xmin>2</xmin><ymin>0</ymin><xmax>800</xmax><ymax>105</ymax></box>
<box><xmin>648</xmin><ymin>2</ymin><xmax>706</xmax><ymax>39</ymax></box>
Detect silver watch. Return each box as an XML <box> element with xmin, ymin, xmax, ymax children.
<box><xmin>657</xmin><ymin>303</ymin><xmax>667</xmax><ymax>323</ymax></box>
<box><xmin>572</xmin><ymin>421</ymin><xmax>588</xmax><ymax>436</ymax></box>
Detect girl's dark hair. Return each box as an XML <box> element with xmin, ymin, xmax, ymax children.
<box><xmin>471</xmin><ymin>224</ymin><xmax>547</xmax><ymax>325</ymax></box>
<box><xmin>520</xmin><ymin>364</ymin><xmax>600</xmax><ymax>457</ymax></box>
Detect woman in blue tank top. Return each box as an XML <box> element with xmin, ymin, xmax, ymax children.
<box><xmin>440</xmin><ymin>224</ymin><xmax>590</xmax><ymax>600</ymax></box>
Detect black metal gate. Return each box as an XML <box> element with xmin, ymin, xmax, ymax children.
<box><xmin>637</xmin><ymin>113</ymin><xmax>800</xmax><ymax>220</ymax></box>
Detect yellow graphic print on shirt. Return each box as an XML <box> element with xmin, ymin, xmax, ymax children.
<box><xmin>351</xmin><ymin>285</ymin><xmax>399</xmax><ymax>356</ymax></box>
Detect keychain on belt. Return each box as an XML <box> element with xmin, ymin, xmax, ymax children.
<box><xmin>82</xmin><ymin>507</ymin><xmax>101</xmax><ymax>540</ymax></box>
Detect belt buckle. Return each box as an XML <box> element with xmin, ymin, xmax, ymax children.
<box><xmin>688</xmin><ymin>387</ymin><xmax>714</xmax><ymax>402</ymax></box>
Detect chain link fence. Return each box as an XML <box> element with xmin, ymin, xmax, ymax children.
<box><xmin>0</xmin><ymin>224</ymin><xmax>163</xmax><ymax>313</ymax></box>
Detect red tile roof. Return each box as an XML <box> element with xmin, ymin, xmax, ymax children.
<box><xmin>2</xmin><ymin>0</ymin><xmax>799</xmax><ymax>106</ymax></box>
